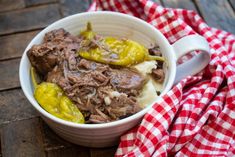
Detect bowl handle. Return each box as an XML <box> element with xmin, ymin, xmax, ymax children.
<box><xmin>172</xmin><ymin>35</ymin><xmax>211</xmax><ymax>84</ymax></box>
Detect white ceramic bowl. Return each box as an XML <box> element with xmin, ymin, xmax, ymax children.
<box><xmin>19</xmin><ymin>11</ymin><xmax>210</xmax><ymax>147</ymax></box>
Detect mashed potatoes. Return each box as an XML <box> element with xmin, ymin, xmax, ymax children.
<box><xmin>134</xmin><ymin>60</ymin><xmax>157</xmax><ymax>77</ymax></box>
<box><xmin>133</xmin><ymin>61</ymin><xmax>163</xmax><ymax>108</ymax></box>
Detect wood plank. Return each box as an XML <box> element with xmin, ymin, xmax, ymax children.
<box><xmin>60</xmin><ymin>0</ymin><xmax>91</xmax><ymax>17</ymax></box>
<box><xmin>0</xmin><ymin>59</ymin><xmax>20</xmax><ymax>90</ymax></box>
<box><xmin>24</xmin><ymin>0</ymin><xmax>57</xmax><ymax>7</ymax></box>
<box><xmin>41</xmin><ymin>121</ymin><xmax>73</xmax><ymax>151</ymax></box>
<box><xmin>161</xmin><ymin>0</ymin><xmax>198</xmax><ymax>11</ymax></box>
<box><xmin>47</xmin><ymin>146</ymin><xmax>90</xmax><ymax>157</ymax></box>
<box><xmin>0</xmin><ymin>30</ymin><xmax>39</xmax><ymax>60</ymax></box>
<box><xmin>0</xmin><ymin>89</ymin><xmax>38</xmax><ymax>125</ymax></box>
<box><xmin>41</xmin><ymin>121</ymin><xmax>90</xmax><ymax>157</ymax></box>
<box><xmin>0</xmin><ymin>0</ymin><xmax>25</xmax><ymax>13</ymax></box>
<box><xmin>0</xmin><ymin>4</ymin><xmax>61</xmax><ymax>35</ymax></box>
<box><xmin>195</xmin><ymin>0</ymin><xmax>235</xmax><ymax>34</ymax></box>
<box><xmin>0</xmin><ymin>134</ymin><xmax>1</xmax><ymax>157</ymax></box>
<box><xmin>1</xmin><ymin>118</ymin><xmax>46</xmax><ymax>157</ymax></box>
<box><xmin>90</xmin><ymin>147</ymin><xmax>116</xmax><ymax>157</ymax></box>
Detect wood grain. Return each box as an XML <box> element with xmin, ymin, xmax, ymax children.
<box><xmin>41</xmin><ymin>117</ymin><xmax>116</xmax><ymax>157</ymax></box>
<box><xmin>41</xmin><ymin>120</ymin><xmax>90</xmax><ymax>156</ymax></box>
<box><xmin>0</xmin><ymin>0</ymin><xmax>25</xmax><ymax>13</ymax></box>
<box><xmin>41</xmin><ymin>121</ymin><xmax>73</xmax><ymax>151</ymax></box>
<box><xmin>0</xmin><ymin>4</ymin><xmax>61</xmax><ymax>35</ymax></box>
<box><xmin>47</xmin><ymin>146</ymin><xmax>90</xmax><ymax>157</ymax></box>
<box><xmin>0</xmin><ymin>89</ymin><xmax>38</xmax><ymax>125</ymax></box>
<box><xmin>90</xmin><ymin>147</ymin><xmax>117</xmax><ymax>157</ymax></box>
<box><xmin>0</xmin><ymin>136</ymin><xmax>1</xmax><ymax>157</ymax></box>
<box><xmin>0</xmin><ymin>59</ymin><xmax>20</xmax><ymax>90</ymax></box>
<box><xmin>0</xmin><ymin>30</ymin><xmax>39</xmax><ymax>60</ymax></box>
<box><xmin>161</xmin><ymin>0</ymin><xmax>197</xmax><ymax>11</ymax></box>
<box><xmin>41</xmin><ymin>120</ymin><xmax>115</xmax><ymax>157</ymax></box>
<box><xmin>195</xmin><ymin>0</ymin><xmax>235</xmax><ymax>34</ymax></box>
<box><xmin>25</xmin><ymin>0</ymin><xmax>57</xmax><ymax>6</ymax></box>
<box><xmin>1</xmin><ymin>118</ymin><xmax>45</xmax><ymax>157</ymax></box>
<box><xmin>60</xmin><ymin>0</ymin><xmax>91</xmax><ymax>17</ymax></box>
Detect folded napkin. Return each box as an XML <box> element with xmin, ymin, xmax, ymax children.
<box><xmin>89</xmin><ymin>0</ymin><xmax>235</xmax><ymax>156</ymax></box>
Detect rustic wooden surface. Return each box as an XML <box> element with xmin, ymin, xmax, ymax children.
<box><xmin>0</xmin><ymin>0</ymin><xmax>234</xmax><ymax>156</ymax></box>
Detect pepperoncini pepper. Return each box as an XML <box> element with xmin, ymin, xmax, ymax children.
<box><xmin>79</xmin><ymin>22</ymin><xmax>95</xmax><ymax>40</ymax></box>
<box><xmin>31</xmin><ymin>67</ymin><xmax>85</xmax><ymax>124</ymax></box>
<box><xmin>78</xmin><ymin>23</ymin><xmax>165</xmax><ymax>66</ymax></box>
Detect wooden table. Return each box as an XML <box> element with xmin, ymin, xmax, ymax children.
<box><xmin>0</xmin><ymin>0</ymin><xmax>234</xmax><ymax>156</ymax></box>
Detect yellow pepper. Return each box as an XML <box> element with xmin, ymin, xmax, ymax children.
<box><xmin>31</xmin><ymin>67</ymin><xmax>85</xmax><ymax>124</ymax></box>
<box><xmin>78</xmin><ymin>23</ymin><xmax>165</xmax><ymax>66</ymax></box>
<box><xmin>79</xmin><ymin>22</ymin><xmax>95</xmax><ymax>40</ymax></box>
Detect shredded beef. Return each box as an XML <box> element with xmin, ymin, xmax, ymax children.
<box><xmin>27</xmin><ymin>28</ymin><xmax>145</xmax><ymax>123</ymax></box>
<box><xmin>27</xmin><ymin>28</ymin><xmax>81</xmax><ymax>76</ymax></box>
<box><xmin>109</xmin><ymin>68</ymin><xmax>146</xmax><ymax>95</ymax></box>
<box><xmin>151</xmin><ymin>69</ymin><xmax>165</xmax><ymax>83</ymax></box>
<box><xmin>149</xmin><ymin>46</ymin><xmax>165</xmax><ymax>82</ymax></box>
<box><xmin>148</xmin><ymin>46</ymin><xmax>161</xmax><ymax>56</ymax></box>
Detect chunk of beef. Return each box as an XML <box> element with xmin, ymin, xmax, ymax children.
<box><xmin>107</xmin><ymin>94</ymin><xmax>141</xmax><ymax>120</ymax></box>
<box><xmin>27</xmin><ymin>43</ymin><xmax>58</xmax><ymax>76</ymax></box>
<box><xmin>27</xmin><ymin>29</ymin><xmax>81</xmax><ymax>76</ymax></box>
<box><xmin>148</xmin><ymin>46</ymin><xmax>164</xmax><ymax>69</ymax></box>
<box><xmin>67</xmin><ymin>59</ymin><xmax>110</xmax><ymax>87</ymax></box>
<box><xmin>78</xmin><ymin>59</ymin><xmax>98</xmax><ymax>70</ymax></box>
<box><xmin>151</xmin><ymin>69</ymin><xmax>165</xmax><ymax>83</ymax></box>
<box><xmin>44</xmin><ymin>28</ymin><xmax>81</xmax><ymax>44</ymax></box>
<box><xmin>78</xmin><ymin>59</ymin><xmax>109</xmax><ymax>72</ymax></box>
<box><xmin>148</xmin><ymin>46</ymin><xmax>161</xmax><ymax>56</ymax></box>
<box><xmin>109</xmin><ymin>68</ymin><xmax>146</xmax><ymax>94</ymax></box>
<box><xmin>46</xmin><ymin>65</ymin><xmax>63</xmax><ymax>83</ymax></box>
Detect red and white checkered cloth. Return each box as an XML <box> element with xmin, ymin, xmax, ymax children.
<box><xmin>89</xmin><ymin>0</ymin><xmax>235</xmax><ymax>156</ymax></box>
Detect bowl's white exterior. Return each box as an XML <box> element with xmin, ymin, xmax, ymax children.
<box><xmin>19</xmin><ymin>11</ymin><xmax>176</xmax><ymax>147</ymax></box>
